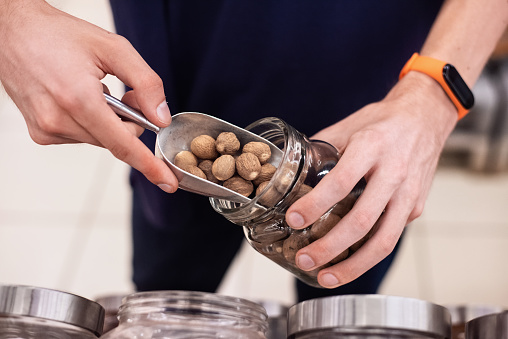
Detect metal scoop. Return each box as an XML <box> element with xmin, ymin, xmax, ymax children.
<box><xmin>104</xmin><ymin>93</ymin><xmax>283</xmax><ymax>204</ymax></box>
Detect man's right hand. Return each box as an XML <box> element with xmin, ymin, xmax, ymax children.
<box><xmin>0</xmin><ymin>0</ymin><xmax>178</xmax><ymax>192</ymax></box>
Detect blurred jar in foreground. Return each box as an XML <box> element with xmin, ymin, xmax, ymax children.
<box><xmin>210</xmin><ymin>117</ymin><xmax>372</xmax><ymax>288</ymax></box>
<box><xmin>287</xmin><ymin>294</ymin><xmax>451</xmax><ymax>338</ymax></box>
<box><xmin>0</xmin><ymin>284</ymin><xmax>104</xmax><ymax>339</ymax></box>
<box><xmin>101</xmin><ymin>290</ymin><xmax>268</xmax><ymax>339</ymax></box>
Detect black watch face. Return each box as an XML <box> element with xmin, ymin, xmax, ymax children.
<box><xmin>442</xmin><ymin>64</ymin><xmax>475</xmax><ymax>109</ymax></box>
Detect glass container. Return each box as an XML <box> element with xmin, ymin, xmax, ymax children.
<box><xmin>256</xmin><ymin>300</ymin><xmax>289</xmax><ymax>339</ymax></box>
<box><xmin>101</xmin><ymin>290</ymin><xmax>268</xmax><ymax>338</ymax></box>
<box><xmin>287</xmin><ymin>294</ymin><xmax>451</xmax><ymax>338</ymax></box>
<box><xmin>0</xmin><ymin>284</ymin><xmax>104</xmax><ymax>339</ymax></box>
<box><xmin>210</xmin><ymin>117</ymin><xmax>369</xmax><ymax>288</ymax></box>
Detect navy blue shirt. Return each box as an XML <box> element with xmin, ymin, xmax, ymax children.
<box><xmin>109</xmin><ymin>1</ymin><xmax>443</xmax><ymax>227</ymax></box>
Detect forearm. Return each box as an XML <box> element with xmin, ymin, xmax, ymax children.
<box><xmin>421</xmin><ymin>0</ymin><xmax>508</xmax><ymax>86</ymax></box>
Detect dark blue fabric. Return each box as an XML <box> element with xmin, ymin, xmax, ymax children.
<box><xmin>109</xmin><ymin>0</ymin><xmax>442</xmax><ymax>300</ymax></box>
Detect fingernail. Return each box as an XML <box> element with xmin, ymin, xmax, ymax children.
<box><xmin>158</xmin><ymin>184</ymin><xmax>174</xmax><ymax>193</ymax></box>
<box><xmin>156</xmin><ymin>101</ymin><xmax>171</xmax><ymax>125</ymax></box>
<box><xmin>297</xmin><ymin>254</ymin><xmax>315</xmax><ymax>270</ymax></box>
<box><xmin>321</xmin><ymin>273</ymin><xmax>339</xmax><ymax>287</ymax></box>
<box><xmin>287</xmin><ymin>212</ymin><xmax>305</xmax><ymax>228</ymax></box>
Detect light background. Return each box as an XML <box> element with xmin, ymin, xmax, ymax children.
<box><xmin>1</xmin><ymin>0</ymin><xmax>508</xmax><ymax>312</ymax></box>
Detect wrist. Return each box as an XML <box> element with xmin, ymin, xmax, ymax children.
<box><xmin>399</xmin><ymin>53</ymin><xmax>474</xmax><ymax>120</ymax></box>
<box><xmin>389</xmin><ymin>71</ymin><xmax>458</xmax><ymax>137</ymax></box>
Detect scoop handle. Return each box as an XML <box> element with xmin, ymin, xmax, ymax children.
<box><xmin>104</xmin><ymin>92</ymin><xmax>160</xmax><ymax>133</ymax></box>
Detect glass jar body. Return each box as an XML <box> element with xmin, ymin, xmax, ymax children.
<box><xmin>102</xmin><ymin>291</ymin><xmax>268</xmax><ymax>339</ymax></box>
<box><xmin>0</xmin><ymin>317</ymin><xmax>97</xmax><ymax>339</ymax></box>
<box><xmin>210</xmin><ymin>118</ymin><xmax>368</xmax><ymax>288</ymax></box>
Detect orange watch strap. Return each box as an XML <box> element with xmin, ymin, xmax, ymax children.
<box><xmin>399</xmin><ymin>53</ymin><xmax>469</xmax><ymax>119</ymax></box>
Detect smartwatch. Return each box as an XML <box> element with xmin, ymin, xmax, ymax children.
<box><xmin>399</xmin><ymin>53</ymin><xmax>475</xmax><ymax>119</ymax></box>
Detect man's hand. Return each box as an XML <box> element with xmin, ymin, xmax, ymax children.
<box><xmin>286</xmin><ymin>72</ymin><xmax>457</xmax><ymax>288</ymax></box>
<box><xmin>0</xmin><ymin>0</ymin><xmax>178</xmax><ymax>192</ymax></box>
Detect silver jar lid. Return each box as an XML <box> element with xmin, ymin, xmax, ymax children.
<box><xmin>446</xmin><ymin>304</ymin><xmax>503</xmax><ymax>324</ymax></box>
<box><xmin>0</xmin><ymin>285</ymin><xmax>105</xmax><ymax>337</ymax></box>
<box><xmin>287</xmin><ymin>294</ymin><xmax>451</xmax><ymax>338</ymax></box>
<box><xmin>465</xmin><ymin>311</ymin><xmax>508</xmax><ymax>338</ymax></box>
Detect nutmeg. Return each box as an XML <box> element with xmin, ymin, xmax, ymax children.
<box><xmin>255</xmin><ymin>181</ymin><xmax>280</xmax><ymax>207</ymax></box>
<box><xmin>174</xmin><ymin>150</ymin><xmax>198</xmax><ymax>169</ymax></box>
<box><xmin>181</xmin><ymin>165</ymin><xmax>207</xmax><ymax>180</ymax></box>
<box><xmin>282</xmin><ymin>231</ymin><xmax>310</xmax><ymax>264</ymax></box>
<box><xmin>243</xmin><ymin>141</ymin><xmax>271</xmax><ymax>164</ymax></box>
<box><xmin>223</xmin><ymin>175</ymin><xmax>254</xmax><ymax>197</ymax></box>
<box><xmin>198</xmin><ymin>160</ymin><xmax>220</xmax><ymax>184</ymax></box>
<box><xmin>190</xmin><ymin>135</ymin><xmax>219</xmax><ymax>159</ymax></box>
<box><xmin>212</xmin><ymin>155</ymin><xmax>236</xmax><ymax>181</ymax></box>
<box><xmin>252</xmin><ymin>163</ymin><xmax>277</xmax><ymax>186</ymax></box>
<box><xmin>309</xmin><ymin>212</ymin><xmax>341</xmax><ymax>241</ymax></box>
<box><xmin>215</xmin><ymin>132</ymin><xmax>241</xmax><ymax>155</ymax></box>
<box><xmin>236</xmin><ymin>152</ymin><xmax>261</xmax><ymax>181</ymax></box>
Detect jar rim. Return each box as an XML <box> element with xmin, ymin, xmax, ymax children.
<box><xmin>210</xmin><ymin>117</ymin><xmax>303</xmax><ymax>219</ymax></box>
<box><xmin>119</xmin><ymin>290</ymin><xmax>268</xmax><ymax>327</ymax></box>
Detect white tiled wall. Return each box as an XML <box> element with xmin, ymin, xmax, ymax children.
<box><xmin>1</xmin><ymin>0</ymin><xmax>508</xmax><ymax>312</ymax></box>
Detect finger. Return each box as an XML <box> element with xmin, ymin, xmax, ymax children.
<box><xmin>286</xmin><ymin>137</ymin><xmax>380</xmax><ymax>229</ymax></box>
<box><xmin>98</xmin><ymin>34</ymin><xmax>171</xmax><ymax>127</ymax></box>
<box><xmin>69</xmin><ymin>86</ymin><xmax>179</xmax><ymax>192</ymax></box>
<box><xmin>406</xmin><ymin>160</ymin><xmax>437</xmax><ymax>223</ymax></box>
<box><xmin>119</xmin><ymin>90</ymin><xmax>147</xmax><ymax>136</ymax></box>
<box><xmin>294</xmin><ymin>168</ymin><xmax>397</xmax><ymax>271</ymax></box>
<box><xmin>316</xmin><ymin>202</ymin><xmax>408</xmax><ymax>288</ymax></box>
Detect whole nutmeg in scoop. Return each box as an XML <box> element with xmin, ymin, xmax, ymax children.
<box><xmin>223</xmin><ymin>175</ymin><xmax>254</xmax><ymax>197</ymax></box>
<box><xmin>174</xmin><ymin>150</ymin><xmax>198</xmax><ymax>169</ymax></box>
<box><xmin>212</xmin><ymin>155</ymin><xmax>236</xmax><ymax>181</ymax></box>
<box><xmin>253</xmin><ymin>163</ymin><xmax>277</xmax><ymax>186</ymax></box>
<box><xmin>198</xmin><ymin>160</ymin><xmax>220</xmax><ymax>184</ymax></box>
<box><xmin>236</xmin><ymin>152</ymin><xmax>261</xmax><ymax>181</ymax></box>
<box><xmin>243</xmin><ymin>141</ymin><xmax>271</xmax><ymax>164</ymax></box>
<box><xmin>215</xmin><ymin>132</ymin><xmax>241</xmax><ymax>155</ymax></box>
<box><xmin>191</xmin><ymin>135</ymin><xmax>219</xmax><ymax>159</ymax></box>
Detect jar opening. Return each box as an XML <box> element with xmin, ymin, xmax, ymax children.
<box><xmin>118</xmin><ymin>291</ymin><xmax>267</xmax><ymax>331</ymax></box>
<box><xmin>210</xmin><ymin>117</ymin><xmax>304</xmax><ymax>223</ymax></box>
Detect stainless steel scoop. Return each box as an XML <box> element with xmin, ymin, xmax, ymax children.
<box><xmin>104</xmin><ymin>93</ymin><xmax>282</xmax><ymax>204</ymax></box>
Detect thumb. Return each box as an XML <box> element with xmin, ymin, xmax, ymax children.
<box><xmin>100</xmin><ymin>34</ymin><xmax>171</xmax><ymax>126</ymax></box>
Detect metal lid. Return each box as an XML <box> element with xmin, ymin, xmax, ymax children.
<box><xmin>288</xmin><ymin>294</ymin><xmax>451</xmax><ymax>338</ymax></box>
<box><xmin>0</xmin><ymin>285</ymin><xmax>105</xmax><ymax>337</ymax></box>
<box><xmin>446</xmin><ymin>304</ymin><xmax>503</xmax><ymax>324</ymax></box>
<box><xmin>465</xmin><ymin>311</ymin><xmax>508</xmax><ymax>338</ymax></box>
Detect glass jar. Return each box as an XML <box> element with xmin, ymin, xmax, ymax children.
<box><xmin>101</xmin><ymin>290</ymin><xmax>268</xmax><ymax>338</ymax></box>
<box><xmin>0</xmin><ymin>284</ymin><xmax>104</xmax><ymax>339</ymax></box>
<box><xmin>287</xmin><ymin>294</ymin><xmax>451</xmax><ymax>338</ymax></box>
<box><xmin>210</xmin><ymin>117</ymin><xmax>369</xmax><ymax>288</ymax></box>
<box><xmin>255</xmin><ymin>300</ymin><xmax>289</xmax><ymax>339</ymax></box>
